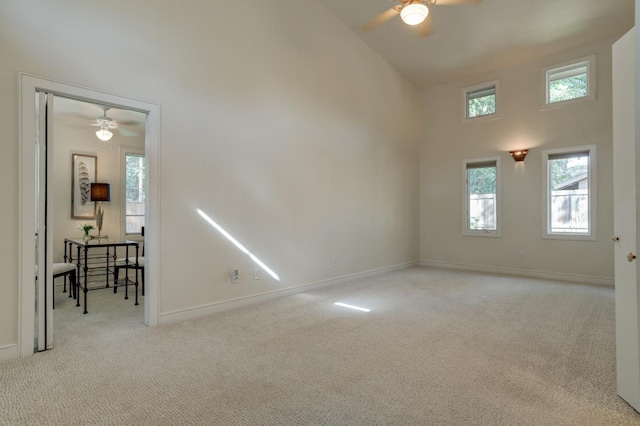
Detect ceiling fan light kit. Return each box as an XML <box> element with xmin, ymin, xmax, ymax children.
<box><xmin>95</xmin><ymin>106</ymin><xmax>116</xmax><ymax>146</ymax></box>
<box><xmin>400</xmin><ymin>3</ymin><xmax>429</xmax><ymax>26</ymax></box>
<box><xmin>95</xmin><ymin>128</ymin><xmax>113</xmax><ymax>142</ymax></box>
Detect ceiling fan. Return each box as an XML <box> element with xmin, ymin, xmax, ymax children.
<box><xmin>361</xmin><ymin>0</ymin><xmax>483</xmax><ymax>38</ymax></box>
<box><xmin>92</xmin><ymin>106</ymin><xmax>142</xmax><ymax>142</ymax></box>
<box><xmin>93</xmin><ymin>107</ymin><xmax>117</xmax><ymax>142</ymax></box>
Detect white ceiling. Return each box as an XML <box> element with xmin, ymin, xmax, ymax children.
<box><xmin>315</xmin><ymin>0</ymin><xmax>635</xmax><ymax>88</ymax></box>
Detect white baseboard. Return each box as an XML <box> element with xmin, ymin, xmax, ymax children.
<box><xmin>420</xmin><ymin>260</ymin><xmax>614</xmax><ymax>287</ymax></box>
<box><xmin>159</xmin><ymin>261</ymin><xmax>420</xmax><ymax>324</ymax></box>
<box><xmin>0</xmin><ymin>344</ymin><xmax>18</xmax><ymax>362</ymax></box>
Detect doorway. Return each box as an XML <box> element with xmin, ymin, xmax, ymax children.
<box><xmin>54</xmin><ymin>97</ymin><xmax>147</xmax><ymax>344</ymax></box>
<box><xmin>19</xmin><ymin>74</ymin><xmax>160</xmax><ymax>356</ymax></box>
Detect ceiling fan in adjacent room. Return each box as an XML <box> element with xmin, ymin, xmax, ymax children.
<box><xmin>361</xmin><ymin>0</ymin><xmax>483</xmax><ymax>38</ymax></box>
<box><xmin>93</xmin><ymin>107</ymin><xmax>117</xmax><ymax>143</ymax></box>
<box><xmin>92</xmin><ymin>106</ymin><xmax>143</xmax><ymax>147</ymax></box>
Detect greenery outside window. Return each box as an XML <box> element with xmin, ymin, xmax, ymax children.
<box><xmin>463</xmin><ymin>157</ymin><xmax>501</xmax><ymax>237</ymax></box>
<box><xmin>542</xmin><ymin>145</ymin><xmax>597</xmax><ymax>240</ymax></box>
<box><xmin>542</xmin><ymin>55</ymin><xmax>596</xmax><ymax>108</ymax></box>
<box><xmin>462</xmin><ymin>80</ymin><xmax>501</xmax><ymax>122</ymax></box>
<box><xmin>121</xmin><ymin>148</ymin><xmax>146</xmax><ymax>236</ymax></box>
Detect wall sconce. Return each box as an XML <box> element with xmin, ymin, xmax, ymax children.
<box><xmin>90</xmin><ymin>183</ymin><xmax>110</xmax><ymax>238</ymax></box>
<box><xmin>509</xmin><ymin>149</ymin><xmax>528</xmax><ymax>162</ymax></box>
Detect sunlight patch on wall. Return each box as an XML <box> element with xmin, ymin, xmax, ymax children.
<box><xmin>197</xmin><ymin>208</ymin><xmax>280</xmax><ymax>281</ymax></box>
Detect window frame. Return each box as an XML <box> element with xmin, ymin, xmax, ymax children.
<box><xmin>462</xmin><ymin>156</ymin><xmax>502</xmax><ymax>238</ymax></box>
<box><xmin>119</xmin><ymin>146</ymin><xmax>146</xmax><ymax>241</ymax></box>
<box><xmin>461</xmin><ymin>79</ymin><xmax>501</xmax><ymax>123</ymax></box>
<box><xmin>541</xmin><ymin>54</ymin><xmax>596</xmax><ymax>110</ymax></box>
<box><xmin>542</xmin><ymin>144</ymin><xmax>597</xmax><ymax>241</ymax></box>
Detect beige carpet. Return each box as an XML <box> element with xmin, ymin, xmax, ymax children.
<box><xmin>2</xmin><ymin>266</ymin><xmax>640</xmax><ymax>425</ymax></box>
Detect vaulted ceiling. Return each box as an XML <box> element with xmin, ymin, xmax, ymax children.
<box><xmin>315</xmin><ymin>0</ymin><xmax>634</xmax><ymax>88</ymax></box>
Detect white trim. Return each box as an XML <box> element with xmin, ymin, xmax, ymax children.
<box><xmin>19</xmin><ymin>73</ymin><xmax>161</xmax><ymax>357</ymax></box>
<box><xmin>541</xmin><ymin>144</ymin><xmax>598</xmax><ymax>241</ymax></box>
<box><xmin>461</xmin><ymin>79</ymin><xmax>502</xmax><ymax>123</ymax></box>
<box><xmin>0</xmin><ymin>344</ymin><xmax>19</xmax><ymax>362</ymax></box>
<box><xmin>541</xmin><ymin>54</ymin><xmax>597</xmax><ymax>110</ymax></box>
<box><xmin>462</xmin><ymin>156</ymin><xmax>502</xmax><ymax>237</ymax></box>
<box><xmin>159</xmin><ymin>261</ymin><xmax>419</xmax><ymax>324</ymax></box>
<box><xmin>421</xmin><ymin>260</ymin><xmax>613</xmax><ymax>287</ymax></box>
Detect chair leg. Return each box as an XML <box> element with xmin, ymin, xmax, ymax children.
<box><xmin>142</xmin><ymin>267</ymin><xmax>145</xmax><ymax>296</ymax></box>
<box><xmin>69</xmin><ymin>270</ymin><xmax>77</xmax><ymax>300</ymax></box>
<box><xmin>113</xmin><ymin>266</ymin><xmax>120</xmax><ymax>294</ymax></box>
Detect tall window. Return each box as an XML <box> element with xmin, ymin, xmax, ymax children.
<box><xmin>543</xmin><ymin>145</ymin><xmax>597</xmax><ymax>239</ymax></box>
<box><xmin>463</xmin><ymin>157</ymin><xmax>501</xmax><ymax>237</ymax></box>
<box><xmin>462</xmin><ymin>80</ymin><xmax>501</xmax><ymax>122</ymax></box>
<box><xmin>124</xmin><ymin>151</ymin><xmax>146</xmax><ymax>235</ymax></box>
<box><xmin>543</xmin><ymin>55</ymin><xmax>596</xmax><ymax>108</ymax></box>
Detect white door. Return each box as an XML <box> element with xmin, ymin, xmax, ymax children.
<box><xmin>35</xmin><ymin>91</ymin><xmax>55</xmax><ymax>351</ymax></box>
<box><xmin>612</xmin><ymin>28</ymin><xmax>640</xmax><ymax>411</ymax></box>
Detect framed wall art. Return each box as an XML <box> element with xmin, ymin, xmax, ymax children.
<box><xmin>71</xmin><ymin>153</ymin><xmax>97</xmax><ymax>219</ymax></box>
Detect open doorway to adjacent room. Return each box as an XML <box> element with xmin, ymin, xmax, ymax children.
<box><xmin>19</xmin><ymin>75</ymin><xmax>160</xmax><ymax>356</ymax></box>
<box><xmin>52</xmin><ymin>97</ymin><xmax>147</xmax><ymax>345</ymax></box>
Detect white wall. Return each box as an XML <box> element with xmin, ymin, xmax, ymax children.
<box><xmin>420</xmin><ymin>39</ymin><xmax>615</xmax><ymax>281</ymax></box>
<box><xmin>52</xmin><ymin>115</ymin><xmax>145</xmax><ymax>263</ymax></box>
<box><xmin>0</xmin><ymin>0</ymin><xmax>420</xmax><ymax>348</ymax></box>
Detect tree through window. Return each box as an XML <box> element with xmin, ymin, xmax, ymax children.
<box><xmin>543</xmin><ymin>145</ymin><xmax>597</xmax><ymax>239</ymax></box>
<box><xmin>125</xmin><ymin>152</ymin><xmax>145</xmax><ymax>234</ymax></box>
<box><xmin>463</xmin><ymin>157</ymin><xmax>501</xmax><ymax>237</ymax></box>
<box><xmin>462</xmin><ymin>80</ymin><xmax>501</xmax><ymax>122</ymax></box>
<box><xmin>543</xmin><ymin>55</ymin><xmax>595</xmax><ymax>107</ymax></box>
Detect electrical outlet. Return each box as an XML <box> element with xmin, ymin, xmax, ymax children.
<box><xmin>254</xmin><ymin>268</ymin><xmax>260</xmax><ymax>280</ymax></box>
<box><xmin>231</xmin><ymin>269</ymin><xmax>239</xmax><ymax>283</ymax></box>
<box><xmin>518</xmin><ymin>252</ymin><xmax>525</xmax><ymax>260</ymax></box>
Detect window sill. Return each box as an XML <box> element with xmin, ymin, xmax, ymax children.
<box><xmin>542</xmin><ymin>233</ymin><xmax>597</xmax><ymax>242</ymax></box>
<box><xmin>463</xmin><ymin>230</ymin><xmax>502</xmax><ymax>238</ymax></box>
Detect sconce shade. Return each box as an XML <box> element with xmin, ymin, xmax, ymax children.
<box><xmin>90</xmin><ymin>183</ymin><xmax>111</xmax><ymax>202</ymax></box>
<box><xmin>510</xmin><ymin>150</ymin><xmax>528</xmax><ymax>162</ymax></box>
<box><xmin>400</xmin><ymin>3</ymin><xmax>429</xmax><ymax>26</ymax></box>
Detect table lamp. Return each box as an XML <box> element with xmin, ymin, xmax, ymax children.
<box><xmin>90</xmin><ymin>183</ymin><xmax>110</xmax><ymax>238</ymax></box>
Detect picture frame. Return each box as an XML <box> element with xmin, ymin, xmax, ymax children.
<box><xmin>71</xmin><ymin>153</ymin><xmax>97</xmax><ymax>219</ymax></box>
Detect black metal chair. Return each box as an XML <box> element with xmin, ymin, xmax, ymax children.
<box><xmin>114</xmin><ymin>226</ymin><xmax>145</xmax><ymax>296</ymax></box>
<box><xmin>52</xmin><ymin>263</ymin><xmax>77</xmax><ymax>309</ymax></box>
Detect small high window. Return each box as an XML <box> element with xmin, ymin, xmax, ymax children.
<box><xmin>543</xmin><ymin>55</ymin><xmax>596</xmax><ymax>108</ymax></box>
<box><xmin>462</xmin><ymin>80</ymin><xmax>501</xmax><ymax>122</ymax></box>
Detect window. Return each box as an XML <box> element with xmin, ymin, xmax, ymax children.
<box><xmin>122</xmin><ymin>149</ymin><xmax>146</xmax><ymax>235</ymax></box>
<box><xmin>462</xmin><ymin>80</ymin><xmax>501</xmax><ymax>122</ymax></box>
<box><xmin>543</xmin><ymin>55</ymin><xmax>596</xmax><ymax>108</ymax></box>
<box><xmin>463</xmin><ymin>157</ymin><xmax>501</xmax><ymax>237</ymax></box>
<box><xmin>543</xmin><ymin>145</ymin><xmax>597</xmax><ymax>240</ymax></box>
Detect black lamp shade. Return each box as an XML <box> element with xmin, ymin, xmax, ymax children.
<box><xmin>90</xmin><ymin>183</ymin><xmax>110</xmax><ymax>202</ymax></box>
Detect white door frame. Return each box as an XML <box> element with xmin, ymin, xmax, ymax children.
<box><xmin>18</xmin><ymin>74</ymin><xmax>160</xmax><ymax>357</ymax></box>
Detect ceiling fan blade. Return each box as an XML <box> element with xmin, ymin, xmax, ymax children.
<box><xmin>415</xmin><ymin>16</ymin><xmax>434</xmax><ymax>39</ymax></box>
<box><xmin>360</xmin><ymin>8</ymin><xmax>400</xmax><ymax>32</ymax></box>
<box><xmin>117</xmin><ymin>127</ymin><xmax>140</xmax><ymax>137</ymax></box>
<box><xmin>118</xmin><ymin>119</ymin><xmax>145</xmax><ymax>127</ymax></box>
<box><xmin>432</xmin><ymin>0</ymin><xmax>482</xmax><ymax>5</ymax></box>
